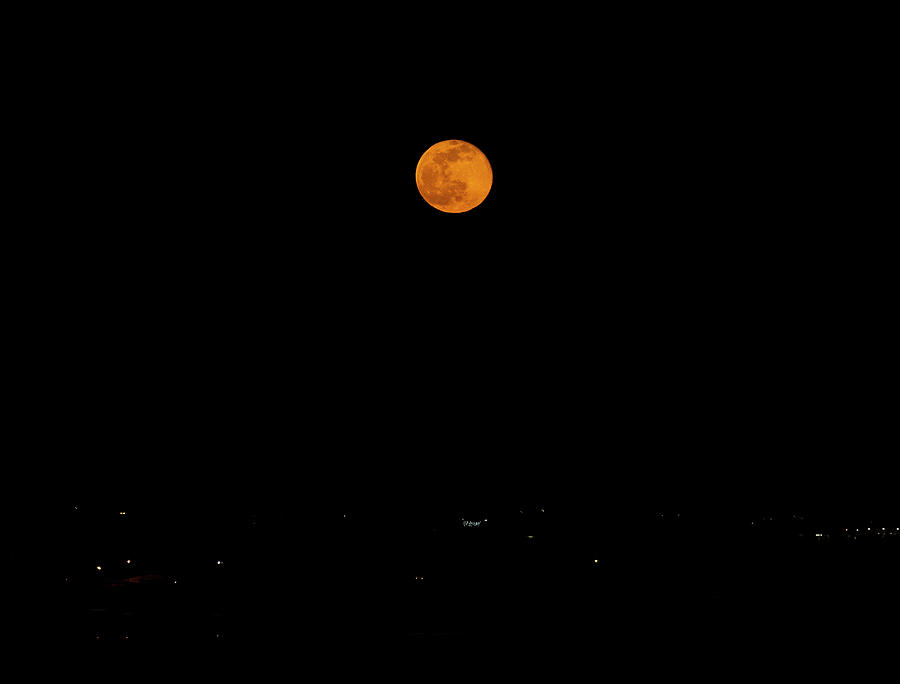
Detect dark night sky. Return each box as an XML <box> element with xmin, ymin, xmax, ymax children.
<box><xmin>21</xmin><ymin>9</ymin><xmax>893</xmax><ymax>515</ymax></box>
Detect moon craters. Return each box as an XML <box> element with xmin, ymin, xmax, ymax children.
<box><xmin>416</xmin><ymin>139</ymin><xmax>492</xmax><ymax>213</ymax></box>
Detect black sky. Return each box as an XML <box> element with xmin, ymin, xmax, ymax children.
<box><xmin>23</xmin><ymin>10</ymin><xmax>893</xmax><ymax>515</ymax></box>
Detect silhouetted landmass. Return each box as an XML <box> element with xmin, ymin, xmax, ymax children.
<box><xmin>47</xmin><ymin>500</ymin><xmax>899</xmax><ymax>652</ymax></box>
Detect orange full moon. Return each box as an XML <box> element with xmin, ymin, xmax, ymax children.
<box><xmin>416</xmin><ymin>140</ymin><xmax>493</xmax><ymax>213</ymax></box>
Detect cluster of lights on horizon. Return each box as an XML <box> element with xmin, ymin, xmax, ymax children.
<box><xmin>62</xmin><ymin>502</ymin><xmax>900</xmax><ymax>642</ymax></box>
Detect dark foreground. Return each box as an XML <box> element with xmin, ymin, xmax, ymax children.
<box><xmin>47</xmin><ymin>531</ymin><xmax>898</xmax><ymax>659</ymax></box>
<box><xmin>36</xmin><ymin>501</ymin><xmax>896</xmax><ymax>683</ymax></box>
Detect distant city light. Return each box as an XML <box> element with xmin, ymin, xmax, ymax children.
<box><xmin>96</xmin><ymin>566</ymin><xmax>102</xmax><ymax>571</ymax></box>
<box><xmin>126</xmin><ymin>559</ymin><xmax>131</xmax><ymax>564</ymax></box>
